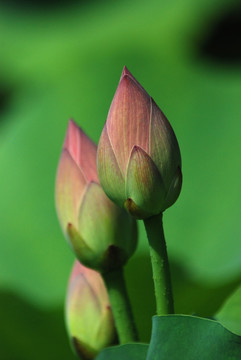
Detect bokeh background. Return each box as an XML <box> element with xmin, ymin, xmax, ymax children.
<box><xmin>0</xmin><ymin>0</ymin><xmax>240</xmax><ymax>358</ymax></box>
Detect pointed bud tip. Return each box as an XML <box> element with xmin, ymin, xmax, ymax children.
<box><xmin>68</xmin><ymin>118</ymin><xmax>76</xmax><ymax>126</ymax></box>
<box><xmin>66</xmin><ymin>119</ymin><xmax>85</xmax><ymax>139</ymax></box>
<box><xmin>72</xmin><ymin>337</ymin><xmax>97</xmax><ymax>360</ymax></box>
<box><xmin>120</xmin><ymin>66</ymin><xmax>136</xmax><ymax>84</ymax></box>
<box><xmin>66</xmin><ymin>118</ymin><xmax>80</xmax><ymax>135</ymax></box>
<box><xmin>124</xmin><ymin>198</ymin><xmax>148</xmax><ymax>219</ymax></box>
<box><xmin>64</xmin><ymin>119</ymin><xmax>82</xmax><ymax>152</ymax></box>
<box><xmin>67</xmin><ymin>222</ymin><xmax>76</xmax><ymax>238</ymax></box>
<box><xmin>129</xmin><ymin>145</ymin><xmax>148</xmax><ymax>163</ymax></box>
<box><xmin>69</xmin><ymin>260</ymin><xmax>82</xmax><ymax>285</ymax></box>
<box><xmin>118</xmin><ymin>67</ymin><xmax>148</xmax><ymax>100</ymax></box>
<box><xmin>132</xmin><ymin>145</ymin><xmax>142</xmax><ymax>153</ymax></box>
<box><xmin>122</xmin><ymin>65</ymin><xmax>131</xmax><ymax>77</ymax></box>
<box><xmin>67</xmin><ymin>222</ymin><xmax>73</xmax><ymax>229</ymax></box>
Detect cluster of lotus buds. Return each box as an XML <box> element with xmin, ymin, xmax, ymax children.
<box><xmin>55</xmin><ymin>67</ymin><xmax>182</xmax><ymax>358</ymax></box>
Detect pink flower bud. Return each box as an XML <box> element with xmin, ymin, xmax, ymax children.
<box><xmin>97</xmin><ymin>67</ymin><xmax>182</xmax><ymax>219</ymax></box>
<box><xmin>55</xmin><ymin>120</ymin><xmax>137</xmax><ymax>271</ymax></box>
<box><xmin>66</xmin><ymin>261</ymin><xmax>116</xmax><ymax>359</ymax></box>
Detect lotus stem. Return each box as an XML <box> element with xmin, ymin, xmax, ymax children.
<box><xmin>103</xmin><ymin>268</ymin><xmax>138</xmax><ymax>344</ymax></box>
<box><xmin>144</xmin><ymin>213</ymin><xmax>174</xmax><ymax>315</ymax></box>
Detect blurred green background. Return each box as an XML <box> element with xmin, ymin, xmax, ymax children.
<box><xmin>0</xmin><ymin>0</ymin><xmax>240</xmax><ymax>358</ymax></box>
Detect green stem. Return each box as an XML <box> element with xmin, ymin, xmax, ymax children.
<box><xmin>144</xmin><ymin>213</ymin><xmax>174</xmax><ymax>315</ymax></box>
<box><xmin>103</xmin><ymin>268</ymin><xmax>138</xmax><ymax>344</ymax></box>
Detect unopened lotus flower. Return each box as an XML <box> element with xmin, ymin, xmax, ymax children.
<box><xmin>97</xmin><ymin>67</ymin><xmax>182</xmax><ymax>219</ymax></box>
<box><xmin>66</xmin><ymin>260</ymin><xmax>116</xmax><ymax>359</ymax></box>
<box><xmin>55</xmin><ymin>119</ymin><xmax>137</xmax><ymax>272</ymax></box>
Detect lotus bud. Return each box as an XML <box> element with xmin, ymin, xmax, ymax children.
<box><xmin>97</xmin><ymin>67</ymin><xmax>182</xmax><ymax>219</ymax></box>
<box><xmin>66</xmin><ymin>261</ymin><xmax>116</xmax><ymax>359</ymax></box>
<box><xmin>55</xmin><ymin>119</ymin><xmax>137</xmax><ymax>272</ymax></box>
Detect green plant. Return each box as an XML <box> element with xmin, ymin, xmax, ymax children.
<box><xmin>55</xmin><ymin>67</ymin><xmax>241</xmax><ymax>359</ymax></box>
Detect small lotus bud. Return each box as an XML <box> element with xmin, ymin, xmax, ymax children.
<box><xmin>66</xmin><ymin>261</ymin><xmax>116</xmax><ymax>359</ymax></box>
<box><xmin>55</xmin><ymin>119</ymin><xmax>137</xmax><ymax>272</ymax></box>
<box><xmin>97</xmin><ymin>67</ymin><xmax>182</xmax><ymax>219</ymax></box>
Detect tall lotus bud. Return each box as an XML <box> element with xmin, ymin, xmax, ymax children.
<box><xmin>97</xmin><ymin>67</ymin><xmax>182</xmax><ymax>219</ymax></box>
<box><xmin>55</xmin><ymin>119</ymin><xmax>137</xmax><ymax>272</ymax></box>
<box><xmin>66</xmin><ymin>261</ymin><xmax>116</xmax><ymax>359</ymax></box>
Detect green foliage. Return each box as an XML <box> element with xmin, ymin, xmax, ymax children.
<box><xmin>96</xmin><ymin>315</ymin><xmax>241</xmax><ymax>360</ymax></box>
<box><xmin>96</xmin><ymin>316</ymin><xmax>241</xmax><ymax>360</ymax></box>
<box><xmin>95</xmin><ymin>343</ymin><xmax>148</xmax><ymax>360</ymax></box>
<box><xmin>147</xmin><ymin>315</ymin><xmax>241</xmax><ymax>360</ymax></box>
<box><xmin>0</xmin><ymin>291</ymin><xmax>76</xmax><ymax>360</ymax></box>
<box><xmin>0</xmin><ymin>0</ymin><xmax>240</xmax><ymax>358</ymax></box>
<box><xmin>216</xmin><ymin>285</ymin><xmax>241</xmax><ymax>336</ymax></box>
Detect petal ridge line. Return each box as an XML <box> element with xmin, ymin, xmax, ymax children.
<box><xmin>148</xmin><ymin>97</ymin><xmax>153</xmax><ymax>155</ymax></box>
<box><xmin>105</xmin><ymin>124</ymin><xmax>125</xmax><ymax>179</ymax></box>
<box><xmin>65</xmin><ymin>148</ymin><xmax>88</xmax><ymax>184</ymax></box>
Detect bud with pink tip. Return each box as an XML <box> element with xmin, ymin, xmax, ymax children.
<box><xmin>66</xmin><ymin>261</ymin><xmax>116</xmax><ymax>359</ymax></box>
<box><xmin>97</xmin><ymin>67</ymin><xmax>182</xmax><ymax>219</ymax></box>
<box><xmin>55</xmin><ymin>120</ymin><xmax>137</xmax><ymax>272</ymax></box>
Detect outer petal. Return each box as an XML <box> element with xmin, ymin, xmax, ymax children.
<box><xmin>64</xmin><ymin>119</ymin><xmax>99</xmax><ymax>183</ymax></box>
<box><xmin>66</xmin><ymin>261</ymin><xmax>115</xmax><ymax>359</ymax></box>
<box><xmin>78</xmin><ymin>182</ymin><xmax>137</xmax><ymax>271</ymax></box>
<box><xmin>164</xmin><ymin>166</ymin><xmax>183</xmax><ymax>210</ymax></box>
<box><xmin>55</xmin><ymin>149</ymin><xmax>87</xmax><ymax>231</ymax></box>
<box><xmin>97</xmin><ymin>125</ymin><xmax>125</xmax><ymax>208</ymax></box>
<box><xmin>66</xmin><ymin>223</ymin><xmax>96</xmax><ymax>266</ymax></box>
<box><xmin>106</xmin><ymin>70</ymin><xmax>151</xmax><ymax>173</ymax></box>
<box><xmin>125</xmin><ymin>146</ymin><xmax>166</xmax><ymax>218</ymax></box>
<box><xmin>149</xmin><ymin>99</ymin><xmax>181</xmax><ymax>188</ymax></box>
